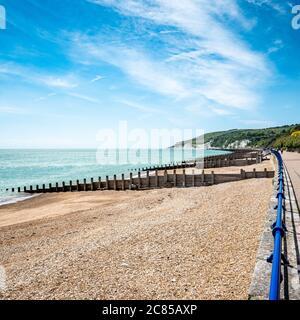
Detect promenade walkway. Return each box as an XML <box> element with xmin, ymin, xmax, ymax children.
<box><xmin>283</xmin><ymin>152</ymin><xmax>300</xmax><ymax>207</ymax></box>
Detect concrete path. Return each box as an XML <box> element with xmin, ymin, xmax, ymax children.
<box><xmin>283</xmin><ymin>152</ymin><xmax>300</xmax><ymax>206</ymax></box>
<box><xmin>249</xmin><ymin>151</ymin><xmax>300</xmax><ymax>300</ymax></box>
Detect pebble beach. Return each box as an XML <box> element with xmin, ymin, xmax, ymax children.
<box><xmin>0</xmin><ymin>161</ymin><xmax>273</xmax><ymax>300</ymax></box>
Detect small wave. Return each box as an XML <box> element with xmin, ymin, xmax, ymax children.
<box><xmin>0</xmin><ymin>193</ymin><xmax>40</xmax><ymax>206</ymax></box>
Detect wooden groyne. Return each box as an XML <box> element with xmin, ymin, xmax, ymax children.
<box><xmin>140</xmin><ymin>150</ymin><xmax>263</xmax><ymax>172</ymax></box>
<box><xmin>9</xmin><ymin>150</ymin><xmax>271</xmax><ymax>194</ymax></box>
<box><xmin>18</xmin><ymin>168</ymin><xmax>274</xmax><ymax>194</ymax></box>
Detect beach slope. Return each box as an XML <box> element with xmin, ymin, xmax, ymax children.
<box><xmin>0</xmin><ymin>179</ymin><xmax>272</xmax><ymax>300</ymax></box>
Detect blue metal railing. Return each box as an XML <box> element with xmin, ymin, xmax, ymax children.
<box><xmin>268</xmin><ymin>149</ymin><xmax>286</xmax><ymax>300</ymax></box>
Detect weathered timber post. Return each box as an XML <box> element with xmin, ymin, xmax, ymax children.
<box><xmin>183</xmin><ymin>169</ymin><xmax>186</xmax><ymax>187</ymax></box>
<box><xmin>114</xmin><ymin>175</ymin><xmax>117</xmax><ymax>191</ymax></box>
<box><xmin>173</xmin><ymin>169</ymin><xmax>177</xmax><ymax>187</ymax></box>
<box><xmin>24</xmin><ymin>186</ymin><xmax>27</xmax><ymax>192</ymax></box>
<box><xmin>259</xmin><ymin>151</ymin><xmax>263</xmax><ymax>163</ymax></box>
<box><xmin>12</xmin><ymin>188</ymin><xmax>14</xmax><ymax>192</ymax></box>
<box><xmin>98</xmin><ymin>177</ymin><xmax>101</xmax><ymax>190</ymax></box>
<box><xmin>77</xmin><ymin>180</ymin><xmax>80</xmax><ymax>191</ymax></box>
<box><xmin>49</xmin><ymin>183</ymin><xmax>52</xmax><ymax>191</ymax></box>
<box><xmin>18</xmin><ymin>187</ymin><xmax>20</xmax><ymax>193</ymax></box>
<box><xmin>164</xmin><ymin>169</ymin><xmax>168</xmax><ymax>185</ymax></box>
<box><xmin>155</xmin><ymin>170</ymin><xmax>159</xmax><ymax>188</ymax></box>
<box><xmin>62</xmin><ymin>182</ymin><xmax>65</xmax><ymax>192</ymax></box>
<box><xmin>253</xmin><ymin>168</ymin><xmax>256</xmax><ymax>178</ymax></box>
<box><xmin>70</xmin><ymin>181</ymin><xmax>72</xmax><ymax>192</ymax></box>
<box><xmin>43</xmin><ymin>184</ymin><xmax>45</xmax><ymax>193</ymax></box>
<box><xmin>202</xmin><ymin>169</ymin><xmax>205</xmax><ymax>185</ymax></box>
<box><xmin>264</xmin><ymin>168</ymin><xmax>268</xmax><ymax>178</ymax></box>
<box><xmin>192</xmin><ymin>170</ymin><xmax>195</xmax><ymax>187</ymax></box>
<box><xmin>129</xmin><ymin>173</ymin><xmax>133</xmax><ymax>190</ymax></box>
<box><xmin>106</xmin><ymin>176</ymin><xmax>109</xmax><ymax>190</ymax></box>
<box><xmin>121</xmin><ymin>174</ymin><xmax>125</xmax><ymax>191</ymax></box>
<box><xmin>240</xmin><ymin>169</ymin><xmax>244</xmax><ymax>179</ymax></box>
<box><xmin>147</xmin><ymin>171</ymin><xmax>150</xmax><ymax>188</ymax></box>
<box><xmin>83</xmin><ymin>179</ymin><xmax>87</xmax><ymax>191</ymax></box>
<box><xmin>138</xmin><ymin>171</ymin><xmax>141</xmax><ymax>189</ymax></box>
<box><xmin>211</xmin><ymin>171</ymin><xmax>215</xmax><ymax>185</ymax></box>
<box><xmin>30</xmin><ymin>186</ymin><xmax>33</xmax><ymax>192</ymax></box>
<box><xmin>91</xmin><ymin>178</ymin><xmax>94</xmax><ymax>191</ymax></box>
<box><xmin>55</xmin><ymin>183</ymin><xmax>58</xmax><ymax>192</ymax></box>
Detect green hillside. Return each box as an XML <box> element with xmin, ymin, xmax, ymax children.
<box><xmin>175</xmin><ymin>124</ymin><xmax>300</xmax><ymax>150</ymax></box>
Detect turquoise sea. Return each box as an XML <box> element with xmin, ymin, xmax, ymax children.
<box><xmin>0</xmin><ymin>149</ymin><xmax>230</xmax><ymax>205</ymax></box>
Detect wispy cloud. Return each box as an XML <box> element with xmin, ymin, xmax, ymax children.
<box><xmin>76</xmin><ymin>0</ymin><xmax>271</xmax><ymax>113</ymax></box>
<box><xmin>117</xmin><ymin>99</ymin><xmax>165</xmax><ymax>114</ymax></box>
<box><xmin>245</xmin><ymin>0</ymin><xmax>287</xmax><ymax>14</ymax></box>
<box><xmin>0</xmin><ymin>106</ymin><xmax>30</xmax><ymax>115</ymax></box>
<box><xmin>267</xmin><ymin>39</ymin><xmax>284</xmax><ymax>54</ymax></box>
<box><xmin>91</xmin><ymin>75</ymin><xmax>105</xmax><ymax>83</ymax></box>
<box><xmin>239</xmin><ymin>119</ymin><xmax>275</xmax><ymax>127</ymax></box>
<box><xmin>0</xmin><ymin>62</ymin><xmax>79</xmax><ymax>89</ymax></box>
<box><xmin>41</xmin><ymin>76</ymin><xmax>78</xmax><ymax>89</ymax></box>
<box><xmin>35</xmin><ymin>92</ymin><xmax>57</xmax><ymax>102</ymax></box>
<box><xmin>67</xmin><ymin>92</ymin><xmax>101</xmax><ymax>104</ymax></box>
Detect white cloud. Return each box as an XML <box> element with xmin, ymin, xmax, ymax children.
<box><xmin>35</xmin><ymin>92</ymin><xmax>57</xmax><ymax>102</ymax></box>
<box><xmin>41</xmin><ymin>76</ymin><xmax>78</xmax><ymax>89</ymax></box>
<box><xmin>0</xmin><ymin>63</ymin><xmax>79</xmax><ymax>89</ymax></box>
<box><xmin>245</xmin><ymin>0</ymin><xmax>287</xmax><ymax>14</ymax></box>
<box><xmin>267</xmin><ymin>39</ymin><xmax>284</xmax><ymax>54</ymax></box>
<box><xmin>239</xmin><ymin>119</ymin><xmax>275</xmax><ymax>127</ymax></box>
<box><xmin>91</xmin><ymin>75</ymin><xmax>105</xmax><ymax>82</ymax></box>
<box><xmin>117</xmin><ymin>99</ymin><xmax>165</xmax><ymax>114</ymax></box>
<box><xmin>0</xmin><ymin>106</ymin><xmax>29</xmax><ymax>115</ymax></box>
<box><xmin>79</xmin><ymin>0</ymin><xmax>271</xmax><ymax>112</ymax></box>
<box><xmin>67</xmin><ymin>92</ymin><xmax>101</xmax><ymax>104</ymax></box>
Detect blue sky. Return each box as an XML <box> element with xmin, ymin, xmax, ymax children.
<box><xmin>0</xmin><ymin>0</ymin><xmax>300</xmax><ymax>148</ymax></box>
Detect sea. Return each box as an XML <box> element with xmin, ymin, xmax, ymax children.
<box><xmin>0</xmin><ymin>148</ymin><xmax>230</xmax><ymax>205</ymax></box>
